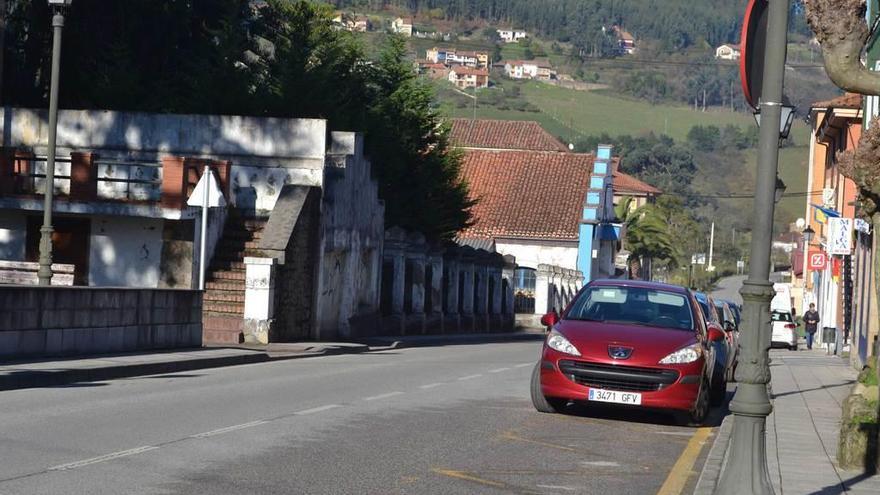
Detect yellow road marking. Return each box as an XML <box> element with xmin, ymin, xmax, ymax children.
<box><xmin>499</xmin><ymin>430</ymin><xmax>578</xmax><ymax>452</ymax></box>
<box><xmin>432</xmin><ymin>468</ymin><xmax>506</xmax><ymax>488</ymax></box>
<box><xmin>656</xmin><ymin>426</ymin><xmax>712</xmax><ymax>495</ymax></box>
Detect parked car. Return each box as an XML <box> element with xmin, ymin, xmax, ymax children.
<box><xmin>713</xmin><ymin>299</ymin><xmax>740</xmax><ymax>381</ymax></box>
<box><xmin>694</xmin><ymin>292</ymin><xmax>732</xmax><ymax>403</ymax></box>
<box><xmin>531</xmin><ymin>280</ymin><xmax>726</xmax><ymax>425</ymax></box>
<box><xmin>720</xmin><ymin>300</ymin><xmax>742</xmax><ymax>327</ymax></box>
<box><xmin>771</xmin><ymin>310</ymin><xmax>798</xmax><ymax>350</ymax></box>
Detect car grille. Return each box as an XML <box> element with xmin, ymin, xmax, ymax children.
<box><xmin>558</xmin><ymin>360</ymin><xmax>680</xmax><ymax>392</ymax></box>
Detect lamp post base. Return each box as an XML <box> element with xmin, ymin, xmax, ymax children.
<box><xmin>37</xmin><ymin>225</ymin><xmax>54</xmax><ymax>286</ymax></box>
<box><xmin>714</xmin><ymin>409</ymin><xmax>775</xmax><ymax>495</ymax></box>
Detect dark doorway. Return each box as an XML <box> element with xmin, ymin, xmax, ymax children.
<box><xmin>26</xmin><ymin>215</ymin><xmax>90</xmax><ymax>285</ymax></box>
<box><xmin>380</xmin><ymin>260</ymin><xmax>394</xmax><ymax>316</ymax></box>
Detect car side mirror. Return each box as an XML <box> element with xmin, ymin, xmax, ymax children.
<box><xmin>708</xmin><ymin>326</ymin><xmax>726</xmax><ymax>342</ymax></box>
<box><xmin>540</xmin><ymin>312</ymin><xmax>559</xmax><ymax>327</ymax></box>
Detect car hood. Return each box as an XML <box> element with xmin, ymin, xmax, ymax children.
<box><xmin>555</xmin><ymin>319</ymin><xmax>699</xmax><ymax>364</ymax></box>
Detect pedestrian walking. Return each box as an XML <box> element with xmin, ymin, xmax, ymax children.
<box><xmin>803</xmin><ymin>303</ymin><xmax>820</xmax><ymax>350</ymax></box>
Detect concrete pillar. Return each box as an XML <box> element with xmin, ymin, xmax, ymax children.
<box><xmin>491</xmin><ymin>268</ymin><xmax>503</xmax><ymax>314</ymax></box>
<box><xmin>475</xmin><ymin>263</ymin><xmax>489</xmax><ymax>331</ymax></box>
<box><xmin>461</xmin><ymin>263</ymin><xmax>474</xmax><ymax>315</ymax></box>
<box><xmin>535</xmin><ymin>264</ymin><xmax>552</xmax><ymax>315</ymax></box>
<box><xmin>444</xmin><ymin>256</ymin><xmax>460</xmax><ymax>333</ymax></box>
<box><xmin>428</xmin><ymin>255</ymin><xmax>443</xmax><ymax>314</ymax></box>
<box><xmin>243</xmin><ymin>257</ymin><xmax>276</xmax><ymax>344</ymax></box>
<box><xmin>407</xmin><ymin>253</ymin><xmax>426</xmax><ymax>334</ymax></box>
<box><xmin>391</xmin><ymin>251</ymin><xmax>405</xmax><ymax>316</ymax></box>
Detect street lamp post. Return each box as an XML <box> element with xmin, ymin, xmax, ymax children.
<box><xmin>715</xmin><ymin>0</ymin><xmax>791</xmax><ymax>494</ymax></box>
<box><xmin>801</xmin><ymin>225</ymin><xmax>815</xmax><ymax>310</ymax></box>
<box><xmin>37</xmin><ymin>0</ymin><xmax>72</xmax><ymax>285</ymax></box>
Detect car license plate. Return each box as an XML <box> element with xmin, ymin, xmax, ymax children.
<box><xmin>588</xmin><ymin>388</ymin><xmax>642</xmax><ymax>405</ymax></box>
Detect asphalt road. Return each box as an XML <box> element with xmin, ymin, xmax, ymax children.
<box><xmin>0</xmin><ymin>339</ymin><xmax>722</xmax><ymax>494</ymax></box>
<box><xmin>711</xmin><ymin>275</ymin><xmax>745</xmax><ymax>306</ymax></box>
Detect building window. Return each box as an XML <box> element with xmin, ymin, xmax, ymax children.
<box><xmin>514</xmin><ymin>268</ymin><xmax>536</xmax><ymax>313</ymax></box>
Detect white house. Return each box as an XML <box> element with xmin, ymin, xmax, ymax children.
<box><xmin>497</xmin><ymin>29</ymin><xmax>528</xmax><ymax>43</ymax></box>
<box><xmin>504</xmin><ymin>59</ymin><xmax>555</xmax><ymax>80</ymax></box>
<box><xmin>447</xmin><ymin>67</ymin><xmax>489</xmax><ymax>89</ymax></box>
<box><xmin>715</xmin><ymin>44</ymin><xmax>741</xmax><ymax>61</ymax></box>
<box><xmin>391</xmin><ymin>17</ymin><xmax>413</xmax><ymax>37</ymax></box>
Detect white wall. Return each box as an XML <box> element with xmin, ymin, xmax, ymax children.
<box><xmin>88</xmin><ymin>216</ymin><xmax>164</xmax><ymax>287</ymax></box>
<box><xmin>231</xmin><ymin>164</ymin><xmax>322</xmax><ymax>213</ymax></box>
<box><xmin>495</xmin><ymin>240</ymin><xmax>578</xmax><ymax>271</ymax></box>
<box><xmin>0</xmin><ymin>210</ymin><xmax>26</xmax><ymax>260</ymax></box>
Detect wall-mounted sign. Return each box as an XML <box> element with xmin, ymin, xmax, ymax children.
<box><xmin>828</xmin><ymin>217</ymin><xmax>853</xmax><ymax>255</ymax></box>
<box><xmin>808</xmin><ymin>250</ymin><xmax>827</xmax><ymax>271</ymax></box>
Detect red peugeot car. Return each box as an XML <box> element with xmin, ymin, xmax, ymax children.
<box><xmin>531</xmin><ymin>280</ymin><xmax>725</xmax><ymax>425</ymax></box>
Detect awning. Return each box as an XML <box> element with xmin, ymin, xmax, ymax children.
<box><xmin>810</xmin><ymin>204</ymin><xmax>840</xmax><ymax>224</ymax></box>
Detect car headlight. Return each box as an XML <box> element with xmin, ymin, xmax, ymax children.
<box><xmin>659</xmin><ymin>343</ymin><xmax>702</xmax><ymax>364</ymax></box>
<box><xmin>546</xmin><ymin>330</ymin><xmax>581</xmax><ymax>356</ymax></box>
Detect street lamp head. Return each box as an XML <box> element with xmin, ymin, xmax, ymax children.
<box><xmin>803</xmin><ymin>225</ymin><xmax>815</xmax><ymax>243</ymax></box>
<box><xmin>753</xmin><ymin>104</ymin><xmax>796</xmax><ymax>139</ymax></box>
<box><xmin>47</xmin><ymin>0</ymin><xmax>72</xmax><ymax>12</ymax></box>
<box><xmin>774</xmin><ymin>177</ymin><xmax>787</xmax><ymax>204</ymax></box>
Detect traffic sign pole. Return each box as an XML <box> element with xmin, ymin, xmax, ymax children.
<box><xmin>199</xmin><ymin>165</ymin><xmax>209</xmax><ymax>291</ymax></box>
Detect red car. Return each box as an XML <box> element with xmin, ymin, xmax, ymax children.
<box><xmin>531</xmin><ymin>279</ymin><xmax>725</xmax><ymax>425</ymax></box>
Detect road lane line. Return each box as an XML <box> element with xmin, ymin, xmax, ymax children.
<box><xmin>295</xmin><ymin>404</ymin><xmax>342</xmax><ymax>415</ymax></box>
<box><xmin>655</xmin><ymin>426</ymin><xmax>712</xmax><ymax>495</ymax></box>
<box><xmin>488</xmin><ymin>367</ymin><xmax>511</xmax><ymax>373</ymax></box>
<box><xmin>363</xmin><ymin>391</ymin><xmax>404</xmax><ymax>401</ymax></box>
<box><xmin>432</xmin><ymin>468</ymin><xmax>506</xmax><ymax>488</ymax></box>
<box><xmin>190</xmin><ymin>420</ymin><xmax>267</xmax><ymax>438</ymax></box>
<box><xmin>513</xmin><ymin>363</ymin><xmax>533</xmax><ymax>368</ymax></box>
<box><xmin>419</xmin><ymin>382</ymin><xmax>445</xmax><ymax>389</ymax></box>
<box><xmin>457</xmin><ymin>374</ymin><xmax>483</xmax><ymax>381</ymax></box>
<box><xmin>48</xmin><ymin>446</ymin><xmax>158</xmax><ymax>471</ymax></box>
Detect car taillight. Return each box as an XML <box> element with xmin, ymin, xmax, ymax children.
<box><xmin>785</xmin><ymin>324</ymin><xmax>796</xmax><ymax>330</ymax></box>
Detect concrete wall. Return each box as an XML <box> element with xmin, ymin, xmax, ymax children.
<box><xmin>495</xmin><ymin>240</ymin><xmax>578</xmax><ymax>271</ymax></box>
<box><xmin>88</xmin><ymin>216</ymin><xmax>164</xmax><ymax>287</ymax></box>
<box><xmin>0</xmin><ymin>286</ymin><xmax>202</xmax><ymax>359</ymax></box>
<box><xmin>0</xmin><ymin>210</ymin><xmax>25</xmax><ymax>260</ymax></box>
<box><xmin>314</xmin><ymin>132</ymin><xmax>385</xmax><ymax>339</ymax></box>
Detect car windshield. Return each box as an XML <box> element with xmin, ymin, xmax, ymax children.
<box><xmin>567</xmin><ymin>286</ymin><xmax>693</xmax><ymax>331</ymax></box>
<box><xmin>771</xmin><ymin>311</ymin><xmax>792</xmax><ymax>322</ymax></box>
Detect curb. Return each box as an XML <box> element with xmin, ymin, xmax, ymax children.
<box><xmin>693</xmin><ymin>412</ymin><xmax>735</xmax><ymax>494</ymax></box>
<box><xmin>0</xmin><ymin>344</ymin><xmax>370</xmax><ymax>392</ymax></box>
<box><xmin>356</xmin><ymin>331</ymin><xmax>546</xmax><ymax>350</ymax></box>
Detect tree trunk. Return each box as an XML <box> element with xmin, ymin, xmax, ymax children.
<box><xmin>628</xmin><ymin>255</ymin><xmax>641</xmax><ymax>280</ymax></box>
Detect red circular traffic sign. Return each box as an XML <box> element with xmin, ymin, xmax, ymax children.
<box><xmin>740</xmin><ymin>0</ymin><xmax>769</xmax><ymax>109</ymax></box>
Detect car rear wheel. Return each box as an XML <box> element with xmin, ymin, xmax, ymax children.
<box><xmin>530</xmin><ymin>363</ymin><xmax>567</xmax><ymax>413</ymax></box>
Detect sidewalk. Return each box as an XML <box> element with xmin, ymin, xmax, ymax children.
<box><xmin>695</xmin><ymin>348</ymin><xmax>880</xmax><ymax>494</ymax></box>
<box><xmin>0</xmin><ymin>330</ymin><xmax>544</xmax><ymax>392</ymax></box>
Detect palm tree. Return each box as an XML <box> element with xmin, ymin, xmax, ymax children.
<box><xmin>614</xmin><ymin>197</ymin><xmax>680</xmax><ymax>280</ymax></box>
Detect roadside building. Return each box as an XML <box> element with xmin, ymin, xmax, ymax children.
<box><xmin>504</xmin><ymin>59</ymin><xmax>556</xmax><ymax>80</ymax></box>
<box><xmin>497</xmin><ymin>29</ymin><xmax>528</xmax><ymax>43</ymax></box>
<box><xmin>0</xmin><ymin>109</ymin><xmax>384</xmax><ymax>345</ymax></box>
<box><xmin>417</xmin><ymin>61</ymin><xmax>448</xmax><ymax>79</ymax></box>
<box><xmin>797</xmin><ymin>92</ymin><xmax>877</xmax><ymax>366</ymax></box>
<box><xmin>447</xmin><ymin>66</ymin><xmax>489</xmax><ymax>89</ymax></box>
<box><xmin>450</xmin><ymin>118</ymin><xmax>660</xmax><ymax>324</ymax></box>
<box><xmin>391</xmin><ymin>17</ymin><xmax>413</xmax><ymax>37</ymax></box>
<box><xmin>714</xmin><ymin>44</ymin><xmax>741</xmax><ymax>61</ymax></box>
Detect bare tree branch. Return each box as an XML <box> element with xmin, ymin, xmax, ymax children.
<box><xmin>806</xmin><ymin>0</ymin><xmax>880</xmax><ymax>95</ymax></box>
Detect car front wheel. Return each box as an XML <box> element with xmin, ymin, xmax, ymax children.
<box><xmin>530</xmin><ymin>363</ymin><xmax>567</xmax><ymax>413</ymax></box>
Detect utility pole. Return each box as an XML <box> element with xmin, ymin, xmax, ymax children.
<box><xmin>715</xmin><ymin>0</ymin><xmax>791</xmax><ymax>493</ymax></box>
<box><xmin>708</xmin><ymin>222</ymin><xmax>715</xmax><ymax>270</ymax></box>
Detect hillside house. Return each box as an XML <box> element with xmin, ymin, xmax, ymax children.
<box><xmin>332</xmin><ymin>12</ymin><xmax>370</xmax><ymax>32</ymax></box>
<box><xmin>391</xmin><ymin>17</ymin><xmax>413</xmax><ymax>37</ymax></box>
<box><xmin>614</xmin><ymin>27</ymin><xmax>636</xmax><ymax>55</ymax></box>
<box><xmin>497</xmin><ymin>29</ymin><xmax>528</xmax><ymax>43</ymax></box>
<box><xmin>504</xmin><ymin>59</ymin><xmax>555</xmax><ymax>80</ymax></box>
<box><xmin>448</xmin><ymin>67</ymin><xmax>489</xmax><ymax>89</ymax></box>
<box><xmin>417</xmin><ymin>61</ymin><xmax>448</xmax><ymax>79</ymax></box>
<box><xmin>426</xmin><ymin>47</ymin><xmax>489</xmax><ymax>69</ymax></box>
<box><xmin>715</xmin><ymin>44</ymin><xmax>741</xmax><ymax>61</ymax></box>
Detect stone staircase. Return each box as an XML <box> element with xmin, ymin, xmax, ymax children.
<box><xmin>202</xmin><ymin>211</ymin><xmax>267</xmax><ymax>344</ymax></box>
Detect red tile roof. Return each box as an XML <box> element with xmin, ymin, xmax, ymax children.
<box><xmin>450</xmin><ymin>119</ymin><xmax>569</xmax><ymax>151</ymax></box>
<box><xmin>613</xmin><ymin>170</ymin><xmax>661</xmax><ymax>195</ymax></box>
<box><xmin>813</xmin><ymin>93</ymin><xmax>862</xmax><ymax>110</ymax></box>
<box><xmin>459</xmin><ymin>150</ymin><xmax>594</xmax><ymax>240</ymax></box>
